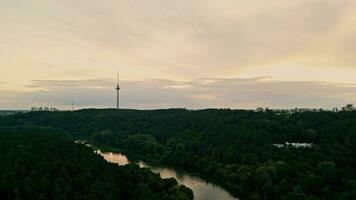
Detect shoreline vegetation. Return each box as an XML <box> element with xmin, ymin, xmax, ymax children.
<box><xmin>1</xmin><ymin>108</ymin><xmax>356</xmax><ymax>199</ymax></box>
<box><xmin>83</xmin><ymin>141</ymin><xmax>242</xmax><ymax>199</ymax></box>
<box><xmin>0</xmin><ymin>127</ymin><xmax>194</xmax><ymax>200</ymax></box>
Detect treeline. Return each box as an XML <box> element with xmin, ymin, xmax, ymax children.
<box><xmin>0</xmin><ymin>126</ymin><xmax>193</xmax><ymax>200</ymax></box>
<box><xmin>1</xmin><ymin>109</ymin><xmax>356</xmax><ymax>199</ymax></box>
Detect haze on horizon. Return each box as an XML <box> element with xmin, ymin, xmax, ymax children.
<box><xmin>1</xmin><ymin>0</ymin><xmax>356</xmax><ymax>110</ymax></box>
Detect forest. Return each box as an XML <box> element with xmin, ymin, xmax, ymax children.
<box><xmin>0</xmin><ymin>126</ymin><xmax>193</xmax><ymax>200</ymax></box>
<box><xmin>1</xmin><ymin>109</ymin><xmax>356</xmax><ymax>199</ymax></box>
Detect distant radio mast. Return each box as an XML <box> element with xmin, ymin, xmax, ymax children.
<box><xmin>116</xmin><ymin>73</ymin><xmax>120</xmax><ymax>109</ymax></box>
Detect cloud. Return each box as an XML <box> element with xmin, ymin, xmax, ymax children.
<box><xmin>2</xmin><ymin>77</ymin><xmax>355</xmax><ymax>110</ymax></box>
<box><xmin>1</xmin><ymin>0</ymin><xmax>356</xmax><ymax>84</ymax></box>
<box><xmin>1</xmin><ymin>0</ymin><xmax>356</xmax><ymax>109</ymax></box>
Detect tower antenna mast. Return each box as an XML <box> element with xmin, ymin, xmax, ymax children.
<box><xmin>116</xmin><ymin>73</ymin><xmax>120</xmax><ymax>109</ymax></box>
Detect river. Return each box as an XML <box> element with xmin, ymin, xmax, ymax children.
<box><xmin>98</xmin><ymin>150</ymin><xmax>238</xmax><ymax>200</ymax></box>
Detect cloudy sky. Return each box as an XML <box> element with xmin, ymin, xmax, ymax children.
<box><xmin>1</xmin><ymin>0</ymin><xmax>356</xmax><ymax>110</ymax></box>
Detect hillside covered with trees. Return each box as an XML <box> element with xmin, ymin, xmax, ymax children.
<box><xmin>1</xmin><ymin>109</ymin><xmax>356</xmax><ymax>199</ymax></box>
<box><xmin>0</xmin><ymin>126</ymin><xmax>193</xmax><ymax>200</ymax></box>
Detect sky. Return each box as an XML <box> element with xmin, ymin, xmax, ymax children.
<box><xmin>1</xmin><ymin>0</ymin><xmax>356</xmax><ymax>110</ymax></box>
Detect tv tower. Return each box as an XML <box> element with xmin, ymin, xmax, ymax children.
<box><xmin>116</xmin><ymin>73</ymin><xmax>120</xmax><ymax>109</ymax></box>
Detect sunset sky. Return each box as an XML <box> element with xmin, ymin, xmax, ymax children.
<box><xmin>1</xmin><ymin>0</ymin><xmax>356</xmax><ymax>110</ymax></box>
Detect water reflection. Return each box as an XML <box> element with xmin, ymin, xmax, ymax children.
<box><xmin>98</xmin><ymin>150</ymin><xmax>238</xmax><ymax>200</ymax></box>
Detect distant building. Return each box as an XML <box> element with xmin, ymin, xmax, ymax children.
<box><xmin>255</xmin><ymin>105</ymin><xmax>355</xmax><ymax>113</ymax></box>
<box><xmin>273</xmin><ymin>142</ymin><xmax>313</xmax><ymax>148</ymax></box>
<box><xmin>30</xmin><ymin>107</ymin><xmax>59</xmax><ymax>112</ymax></box>
<box><xmin>285</xmin><ymin>142</ymin><xmax>312</xmax><ymax>148</ymax></box>
<box><xmin>342</xmin><ymin>104</ymin><xmax>355</xmax><ymax>111</ymax></box>
<box><xmin>49</xmin><ymin>107</ymin><xmax>58</xmax><ymax>111</ymax></box>
<box><xmin>256</xmin><ymin>107</ymin><xmax>272</xmax><ymax>112</ymax></box>
<box><xmin>256</xmin><ymin>107</ymin><xmax>264</xmax><ymax>112</ymax></box>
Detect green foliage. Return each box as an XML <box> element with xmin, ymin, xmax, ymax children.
<box><xmin>0</xmin><ymin>127</ymin><xmax>193</xmax><ymax>200</ymax></box>
<box><xmin>2</xmin><ymin>109</ymin><xmax>356</xmax><ymax>199</ymax></box>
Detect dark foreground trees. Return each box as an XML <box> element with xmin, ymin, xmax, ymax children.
<box><xmin>0</xmin><ymin>127</ymin><xmax>193</xmax><ymax>200</ymax></box>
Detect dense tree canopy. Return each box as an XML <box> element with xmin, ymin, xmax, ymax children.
<box><xmin>1</xmin><ymin>109</ymin><xmax>356</xmax><ymax>199</ymax></box>
<box><xmin>0</xmin><ymin>126</ymin><xmax>193</xmax><ymax>200</ymax></box>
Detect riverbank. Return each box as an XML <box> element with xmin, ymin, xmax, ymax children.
<box><xmin>98</xmin><ymin>150</ymin><xmax>239</xmax><ymax>200</ymax></box>
<box><xmin>87</xmin><ymin>142</ymin><xmax>242</xmax><ymax>200</ymax></box>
